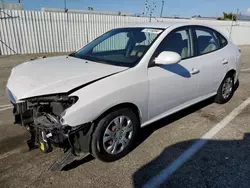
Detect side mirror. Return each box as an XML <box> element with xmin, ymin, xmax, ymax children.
<box><xmin>155</xmin><ymin>51</ymin><xmax>181</xmax><ymax>65</ymax></box>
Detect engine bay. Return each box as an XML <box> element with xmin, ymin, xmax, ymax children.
<box><xmin>13</xmin><ymin>95</ymin><xmax>92</xmax><ymax>156</ymax></box>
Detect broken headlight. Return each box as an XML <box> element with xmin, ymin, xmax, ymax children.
<box><xmin>26</xmin><ymin>95</ymin><xmax>79</xmax><ymax>119</ymax></box>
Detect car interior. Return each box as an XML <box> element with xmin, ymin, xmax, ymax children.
<box><xmin>197</xmin><ymin>35</ymin><xmax>218</xmax><ymax>54</ymax></box>
<box><xmin>153</xmin><ymin>32</ymin><xmax>189</xmax><ymax>60</ymax></box>
<box><xmin>91</xmin><ymin>31</ymin><xmax>151</xmax><ymax>64</ymax></box>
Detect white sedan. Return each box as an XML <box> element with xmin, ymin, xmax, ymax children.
<box><xmin>6</xmin><ymin>22</ymin><xmax>241</xmax><ymax>163</ymax></box>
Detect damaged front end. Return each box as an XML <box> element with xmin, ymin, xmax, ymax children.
<box><xmin>11</xmin><ymin>94</ymin><xmax>94</xmax><ymax>168</ymax></box>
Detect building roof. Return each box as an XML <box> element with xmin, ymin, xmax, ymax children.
<box><xmin>121</xmin><ymin>22</ymin><xmax>227</xmax><ymax>37</ymax></box>
<box><xmin>237</xmin><ymin>14</ymin><xmax>250</xmax><ymax>21</ymax></box>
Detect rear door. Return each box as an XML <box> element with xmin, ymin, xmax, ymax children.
<box><xmin>191</xmin><ymin>26</ymin><xmax>229</xmax><ymax>97</ymax></box>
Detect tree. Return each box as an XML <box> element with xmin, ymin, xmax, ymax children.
<box><xmin>88</xmin><ymin>7</ymin><xmax>94</xmax><ymax>11</ymax></box>
<box><xmin>191</xmin><ymin>15</ymin><xmax>201</xmax><ymax>18</ymax></box>
<box><xmin>217</xmin><ymin>12</ymin><xmax>236</xmax><ymax>21</ymax></box>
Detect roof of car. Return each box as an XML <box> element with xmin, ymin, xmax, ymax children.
<box><xmin>124</xmin><ymin>21</ymin><xmax>211</xmax><ymax>29</ymax></box>
<box><xmin>118</xmin><ymin>22</ymin><xmax>229</xmax><ymax>39</ymax></box>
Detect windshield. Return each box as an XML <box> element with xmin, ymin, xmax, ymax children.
<box><xmin>72</xmin><ymin>28</ymin><xmax>163</xmax><ymax>67</ymax></box>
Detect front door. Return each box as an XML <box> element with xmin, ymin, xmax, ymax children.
<box><xmin>147</xmin><ymin>27</ymin><xmax>201</xmax><ymax>121</ymax></box>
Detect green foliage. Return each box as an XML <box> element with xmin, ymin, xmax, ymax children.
<box><xmin>218</xmin><ymin>12</ymin><xmax>236</xmax><ymax>21</ymax></box>
<box><xmin>88</xmin><ymin>7</ymin><xmax>94</xmax><ymax>11</ymax></box>
<box><xmin>192</xmin><ymin>15</ymin><xmax>201</xmax><ymax>18</ymax></box>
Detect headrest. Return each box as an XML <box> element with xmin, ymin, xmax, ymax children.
<box><xmin>170</xmin><ymin>33</ymin><xmax>183</xmax><ymax>42</ymax></box>
<box><xmin>197</xmin><ymin>36</ymin><xmax>212</xmax><ymax>44</ymax></box>
<box><xmin>127</xmin><ymin>31</ymin><xmax>146</xmax><ymax>43</ymax></box>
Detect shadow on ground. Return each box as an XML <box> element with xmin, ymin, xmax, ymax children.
<box><xmin>133</xmin><ymin>133</ymin><xmax>250</xmax><ymax>188</ymax></box>
<box><xmin>0</xmin><ymin>133</ymin><xmax>29</xmax><ymax>154</ymax></box>
<box><xmin>131</xmin><ymin>80</ymin><xmax>239</xmax><ymax>168</ymax></box>
<box><xmin>131</xmin><ymin>97</ymin><xmax>215</xmax><ymax>153</ymax></box>
<box><xmin>62</xmin><ymin>155</ymin><xmax>95</xmax><ymax>171</ymax></box>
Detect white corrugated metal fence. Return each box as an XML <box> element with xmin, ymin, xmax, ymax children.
<box><xmin>1</xmin><ymin>10</ymin><xmax>250</xmax><ymax>55</ymax></box>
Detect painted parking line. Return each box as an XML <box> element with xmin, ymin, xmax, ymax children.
<box><xmin>0</xmin><ymin>120</ymin><xmax>15</xmax><ymax>126</ymax></box>
<box><xmin>0</xmin><ymin>104</ymin><xmax>12</xmax><ymax>108</ymax></box>
<box><xmin>0</xmin><ymin>106</ymin><xmax>13</xmax><ymax>112</ymax></box>
<box><xmin>0</xmin><ymin>148</ymin><xmax>22</xmax><ymax>160</ymax></box>
<box><xmin>144</xmin><ymin>96</ymin><xmax>250</xmax><ymax>188</ymax></box>
<box><xmin>241</xmin><ymin>68</ymin><xmax>250</xmax><ymax>72</ymax></box>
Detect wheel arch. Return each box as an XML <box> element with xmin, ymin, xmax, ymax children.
<box><xmin>227</xmin><ymin>69</ymin><xmax>236</xmax><ymax>79</ymax></box>
<box><xmin>94</xmin><ymin>102</ymin><xmax>142</xmax><ymax>125</ymax></box>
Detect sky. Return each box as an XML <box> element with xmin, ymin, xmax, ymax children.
<box><xmin>5</xmin><ymin>0</ymin><xmax>250</xmax><ymax>18</ymax></box>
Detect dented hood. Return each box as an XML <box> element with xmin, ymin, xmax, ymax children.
<box><xmin>7</xmin><ymin>56</ymin><xmax>128</xmax><ymax>100</ymax></box>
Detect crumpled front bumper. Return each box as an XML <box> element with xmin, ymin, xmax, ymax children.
<box><xmin>7</xmin><ymin>88</ymin><xmax>94</xmax><ymax>156</ymax></box>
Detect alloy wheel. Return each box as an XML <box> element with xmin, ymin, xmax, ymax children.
<box><xmin>103</xmin><ymin>116</ymin><xmax>134</xmax><ymax>155</ymax></box>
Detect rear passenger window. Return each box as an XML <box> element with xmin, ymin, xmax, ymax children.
<box><xmin>216</xmin><ymin>32</ymin><xmax>228</xmax><ymax>48</ymax></box>
<box><xmin>195</xmin><ymin>27</ymin><xmax>220</xmax><ymax>55</ymax></box>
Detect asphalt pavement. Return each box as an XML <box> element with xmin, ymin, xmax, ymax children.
<box><xmin>0</xmin><ymin>47</ymin><xmax>250</xmax><ymax>188</ymax></box>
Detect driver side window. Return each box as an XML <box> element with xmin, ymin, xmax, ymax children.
<box><xmin>151</xmin><ymin>28</ymin><xmax>192</xmax><ymax>66</ymax></box>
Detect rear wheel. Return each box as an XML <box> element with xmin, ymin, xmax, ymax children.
<box><xmin>91</xmin><ymin>108</ymin><xmax>139</xmax><ymax>162</ymax></box>
<box><xmin>215</xmin><ymin>73</ymin><xmax>234</xmax><ymax>104</ymax></box>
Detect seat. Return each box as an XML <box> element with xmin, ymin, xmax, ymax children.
<box><xmin>197</xmin><ymin>36</ymin><xmax>217</xmax><ymax>54</ymax></box>
<box><xmin>181</xmin><ymin>39</ymin><xmax>188</xmax><ymax>58</ymax></box>
<box><xmin>130</xmin><ymin>45</ymin><xmax>147</xmax><ymax>57</ymax></box>
<box><xmin>127</xmin><ymin>31</ymin><xmax>147</xmax><ymax>57</ymax></box>
<box><xmin>159</xmin><ymin>32</ymin><xmax>188</xmax><ymax>59</ymax></box>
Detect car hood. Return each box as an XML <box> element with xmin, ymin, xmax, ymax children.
<box><xmin>7</xmin><ymin>56</ymin><xmax>128</xmax><ymax>101</ymax></box>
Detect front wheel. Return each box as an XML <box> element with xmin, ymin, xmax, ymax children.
<box><xmin>215</xmin><ymin>73</ymin><xmax>234</xmax><ymax>104</ymax></box>
<box><xmin>91</xmin><ymin>108</ymin><xmax>139</xmax><ymax>162</ymax></box>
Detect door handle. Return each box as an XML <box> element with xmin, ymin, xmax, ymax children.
<box><xmin>222</xmin><ymin>59</ymin><xmax>228</xmax><ymax>65</ymax></box>
<box><xmin>190</xmin><ymin>68</ymin><xmax>200</xmax><ymax>75</ymax></box>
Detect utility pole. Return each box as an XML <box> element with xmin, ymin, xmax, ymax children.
<box><xmin>64</xmin><ymin>0</ymin><xmax>67</xmax><ymax>12</ymax></box>
<box><xmin>1</xmin><ymin>0</ymin><xmax>4</xmax><ymax>10</ymax></box>
<box><xmin>236</xmin><ymin>8</ymin><xmax>239</xmax><ymax>22</ymax></box>
<box><xmin>160</xmin><ymin>0</ymin><xmax>164</xmax><ymax>17</ymax></box>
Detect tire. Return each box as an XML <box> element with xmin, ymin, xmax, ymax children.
<box><xmin>215</xmin><ymin>73</ymin><xmax>235</xmax><ymax>104</ymax></box>
<box><xmin>91</xmin><ymin>108</ymin><xmax>139</xmax><ymax>162</ymax></box>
